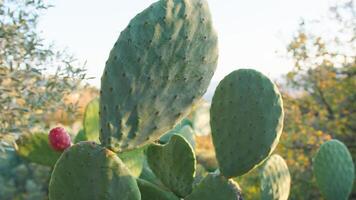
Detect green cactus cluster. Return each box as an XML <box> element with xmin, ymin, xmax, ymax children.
<box><xmin>313</xmin><ymin>139</ymin><xmax>355</xmax><ymax>200</ymax></box>
<box><xmin>12</xmin><ymin>0</ymin><xmax>355</xmax><ymax>199</ymax></box>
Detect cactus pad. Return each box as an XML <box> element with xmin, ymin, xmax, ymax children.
<box><xmin>147</xmin><ymin>135</ymin><xmax>196</xmax><ymax>197</ymax></box>
<box><xmin>260</xmin><ymin>154</ymin><xmax>291</xmax><ymax>200</ymax></box>
<box><xmin>160</xmin><ymin>118</ymin><xmax>195</xmax><ymax>148</ymax></box>
<box><xmin>100</xmin><ymin>0</ymin><xmax>218</xmax><ymax>152</ymax></box>
<box><xmin>313</xmin><ymin>139</ymin><xmax>355</xmax><ymax>200</ymax></box>
<box><xmin>137</xmin><ymin>178</ymin><xmax>179</xmax><ymax>200</ymax></box>
<box><xmin>49</xmin><ymin>142</ymin><xmax>140</xmax><ymax>200</ymax></box>
<box><xmin>210</xmin><ymin>69</ymin><xmax>284</xmax><ymax>177</ymax></box>
<box><xmin>83</xmin><ymin>98</ymin><xmax>100</xmax><ymax>143</ymax></box>
<box><xmin>119</xmin><ymin>146</ymin><xmax>146</xmax><ymax>177</ymax></box>
<box><xmin>185</xmin><ymin>172</ymin><xmax>243</xmax><ymax>200</ymax></box>
<box><xmin>74</xmin><ymin>129</ymin><xmax>86</xmax><ymax>143</ymax></box>
<box><xmin>15</xmin><ymin>133</ymin><xmax>62</xmax><ymax>167</ymax></box>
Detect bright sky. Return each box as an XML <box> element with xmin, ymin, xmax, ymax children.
<box><xmin>38</xmin><ymin>0</ymin><xmax>330</xmax><ymax>98</ymax></box>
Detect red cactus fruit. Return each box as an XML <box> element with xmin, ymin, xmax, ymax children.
<box><xmin>49</xmin><ymin>127</ymin><xmax>71</xmax><ymax>151</ymax></box>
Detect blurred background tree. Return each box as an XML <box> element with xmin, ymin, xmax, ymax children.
<box><xmin>0</xmin><ymin>0</ymin><xmax>96</xmax><ymax>150</ymax></box>
<box><xmin>279</xmin><ymin>0</ymin><xmax>355</xmax><ymax>199</ymax></box>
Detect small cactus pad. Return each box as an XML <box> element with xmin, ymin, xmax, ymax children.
<box><xmin>49</xmin><ymin>142</ymin><xmax>140</xmax><ymax>200</ymax></box>
<box><xmin>137</xmin><ymin>178</ymin><xmax>179</xmax><ymax>200</ymax></box>
<box><xmin>139</xmin><ymin>158</ymin><xmax>165</xmax><ymax>187</ymax></box>
<box><xmin>147</xmin><ymin>135</ymin><xmax>196</xmax><ymax>197</ymax></box>
<box><xmin>210</xmin><ymin>69</ymin><xmax>284</xmax><ymax>177</ymax></box>
<box><xmin>313</xmin><ymin>139</ymin><xmax>355</xmax><ymax>200</ymax></box>
<box><xmin>100</xmin><ymin>0</ymin><xmax>218</xmax><ymax>152</ymax></box>
<box><xmin>15</xmin><ymin>133</ymin><xmax>62</xmax><ymax>167</ymax></box>
<box><xmin>260</xmin><ymin>154</ymin><xmax>291</xmax><ymax>200</ymax></box>
<box><xmin>83</xmin><ymin>98</ymin><xmax>100</xmax><ymax>143</ymax></box>
<box><xmin>74</xmin><ymin>129</ymin><xmax>87</xmax><ymax>143</ymax></box>
<box><xmin>185</xmin><ymin>173</ymin><xmax>243</xmax><ymax>200</ymax></box>
<box><xmin>118</xmin><ymin>146</ymin><xmax>147</xmax><ymax>177</ymax></box>
<box><xmin>160</xmin><ymin>118</ymin><xmax>195</xmax><ymax>148</ymax></box>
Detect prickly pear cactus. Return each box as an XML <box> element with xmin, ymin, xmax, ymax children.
<box><xmin>118</xmin><ymin>146</ymin><xmax>146</xmax><ymax>177</ymax></box>
<box><xmin>210</xmin><ymin>69</ymin><xmax>284</xmax><ymax>177</ymax></box>
<box><xmin>260</xmin><ymin>154</ymin><xmax>291</xmax><ymax>200</ymax></box>
<box><xmin>100</xmin><ymin>0</ymin><xmax>218</xmax><ymax>152</ymax></box>
<box><xmin>15</xmin><ymin>133</ymin><xmax>62</xmax><ymax>167</ymax></box>
<box><xmin>74</xmin><ymin>129</ymin><xmax>86</xmax><ymax>143</ymax></box>
<box><xmin>185</xmin><ymin>172</ymin><xmax>243</xmax><ymax>200</ymax></box>
<box><xmin>147</xmin><ymin>135</ymin><xmax>196</xmax><ymax>197</ymax></box>
<box><xmin>137</xmin><ymin>178</ymin><xmax>179</xmax><ymax>200</ymax></box>
<box><xmin>313</xmin><ymin>139</ymin><xmax>355</xmax><ymax>200</ymax></box>
<box><xmin>160</xmin><ymin>118</ymin><xmax>195</xmax><ymax>148</ymax></box>
<box><xmin>49</xmin><ymin>142</ymin><xmax>140</xmax><ymax>200</ymax></box>
<box><xmin>83</xmin><ymin>98</ymin><xmax>100</xmax><ymax>142</ymax></box>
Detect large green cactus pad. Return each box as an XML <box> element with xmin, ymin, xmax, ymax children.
<box><xmin>185</xmin><ymin>173</ymin><xmax>243</xmax><ymax>200</ymax></box>
<box><xmin>15</xmin><ymin>133</ymin><xmax>62</xmax><ymax>167</ymax></box>
<box><xmin>313</xmin><ymin>139</ymin><xmax>355</xmax><ymax>200</ymax></box>
<box><xmin>210</xmin><ymin>69</ymin><xmax>284</xmax><ymax>177</ymax></box>
<box><xmin>137</xmin><ymin>178</ymin><xmax>179</xmax><ymax>200</ymax></box>
<box><xmin>147</xmin><ymin>135</ymin><xmax>196</xmax><ymax>197</ymax></box>
<box><xmin>83</xmin><ymin>98</ymin><xmax>100</xmax><ymax>143</ymax></box>
<box><xmin>260</xmin><ymin>154</ymin><xmax>291</xmax><ymax>200</ymax></box>
<box><xmin>100</xmin><ymin>0</ymin><xmax>218</xmax><ymax>152</ymax></box>
<box><xmin>49</xmin><ymin>142</ymin><xmax>140</xmax><ymax>200</ymax></box>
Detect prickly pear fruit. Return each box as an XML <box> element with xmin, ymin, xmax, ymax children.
<box><xmin>260</xmin><ymin>154</ymin><xmax>291</xmax><ymax>200</ymax></box>
<box><xmin>48</xmin><ymin>127</ymin><xmax>71</xmax><ymax>152</ymax></box>
<box><xmin>210</xmin><ymin>69</ymin><xmax>284</xmax><ymax>177</ymax></box>
<box><xmin>313</xmin><ymin>139</ymin><xmax>355</xmax><ymax>200</ymax></box>
<box><xmin>100</xmin><ymin>0</ymin><xmax>218</xmax><ymax>152</ymax></box>
<box><xmin>49</xmin><ymin>141</ymin><xmax>140</xmax><ymax>200</ymax></box>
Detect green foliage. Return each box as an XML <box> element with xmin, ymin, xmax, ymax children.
<box><xmin>186</xmin><ymin>172</ymin><xmax>243</xmax><ymax>200</ymax></box>
<box><xmin>147</xmin><ymin>135</ymin><xmax>196</xmax><ymax>197</ymax></box>
<box><xmin>99</xmin><ymin>0</ymin><xmax>218</xmax><ymax>152</ymax></box>
<box><xmin>210</xmin><ymin>69</ymin><xmax>284</xmax><ymax>178</ymax></box>
<box><xmin>83</xmin><ymin>98</ymin><xmax>100</xmax><ymax>143</ymax></box>
<box><xmin>15</xmin><ymin>132</ymin><xmax>62</xmax><ymax>167</ymax></box>
<box><xmin>313</xmin><ymin>140</ymin><xmax>354</xmax><ymax>200</ymax></box>
<box><xmin>49</xmin><ymin>142</ymin><xmax>141</xmax><ymax>200</ymax></box>
<box><xmin>137</xmin><ymin>178</ymin><xmax>179</xmax><ymax>200</ymax></box>
<box><xmin>260</xmin><ymin>154</ymin><xmax>291</xmax><ymax>200</ymax></box>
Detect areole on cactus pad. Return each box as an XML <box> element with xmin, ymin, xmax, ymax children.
<box><xmin>99</xmin><ymin>0</ymin><xmax>218</xmax><ymax>152</ymax></box>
